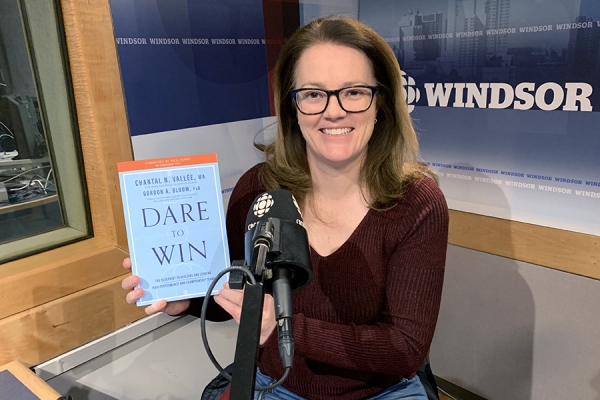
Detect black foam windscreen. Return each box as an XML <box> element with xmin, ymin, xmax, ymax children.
<box><xmin>244</xmin><ymin>189</ymin><xmax>312</xmax><ymax>291</ymax></box>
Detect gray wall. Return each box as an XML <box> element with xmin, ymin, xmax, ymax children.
<box><xmin>431</xmin><ymin>244</ymin><xmax>600</xmax><ymax>400</ymax></box>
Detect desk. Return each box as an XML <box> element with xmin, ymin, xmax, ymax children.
<box><xmin>0</xmin><ymin>156</ymin><xmax>49</xmax><ymax>167</ymax></box>
<box><xmin>0</xmin><ymin>361</ymin><xmax>61</xmax><ymax>400</ymax></box>
<box><xmin>0</xmin><ymin>194</ymin><xmax>58</xmax><ymax>215</ymax></box>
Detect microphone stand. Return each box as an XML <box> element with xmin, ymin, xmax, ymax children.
<box><xmin>229</xmin><ymin>245</ymin><xmax>269</xmax><ymax>399</ymax></box>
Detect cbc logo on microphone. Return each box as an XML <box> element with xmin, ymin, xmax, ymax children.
<box><xmin>253</xmin><ymin>193</ymin><xmax>274</xmax><ymax>217</ymax></box>
<box><xmin>401</xmin><ymin>71</ymin><xmax>420</xmax><ymax>113</ymax></box>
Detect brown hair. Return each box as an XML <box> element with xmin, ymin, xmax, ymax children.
<box><xmin>257</xmin><ymin>15</ymin><xmax>434</xmax><ymax>209</ymax></box>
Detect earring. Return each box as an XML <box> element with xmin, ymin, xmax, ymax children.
<box><xmin>374</xmin><ymin>118</ymin><xmax>378</xmax><ymax>124</ymax></box>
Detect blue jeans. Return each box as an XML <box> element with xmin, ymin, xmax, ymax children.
<box><xmin>253</xmin><ymin>368</ymin><xmax>428</xmax><ymax>400</ymax></box>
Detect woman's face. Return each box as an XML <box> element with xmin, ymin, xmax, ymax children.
<box><xmin>294</xmin><ymin>43</ymin><xmax>377</xmax><ymax>170</ymax></box>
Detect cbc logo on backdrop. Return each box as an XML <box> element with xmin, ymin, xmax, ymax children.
<box><xmin>401</xmin><ymin>71</ymin><xmax>420</xmax><ymax>113</ymax></box>
<box><xmin>399</xmin><ymin>71</ymin><xmax>593</xmax><ymax>112</ymax></box>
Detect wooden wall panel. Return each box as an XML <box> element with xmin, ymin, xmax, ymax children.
<box><xmin>449</xmin><ymin>210</ymin><xmax>600</xmax><ymax>279</ymax></box>
<box><xmin>0</xmin><ymin>0</ymin><xmax>141</xmax><ymax>367</ymax></box>
<box><xmin>0</xmin><ymin>276</ymin><xmax>144</xmax><ymax>366</ymax></box>
<box><xmin>60</xmin><ymin>0</ymin><xmax>132</xmax><ymax>247</ymax></box>
<box><xmin>0</xmin><ymin>242</ymin><xmax>127</xmax><ymax>320</ymax></box>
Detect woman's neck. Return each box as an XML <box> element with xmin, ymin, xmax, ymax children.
<box><xmin>309</xmin><ymin>159</ymin><xmax>362</xmax><ymax>199</ymax></box>
<box><xmin>305</xmin><ymin>155</ymin><xmax>374</xmax><ymax>213</ymax></box>
<box><xmin>303</xmin><ymin>157</ymin><xmax>372</xmax><ymax>248</ymax></box>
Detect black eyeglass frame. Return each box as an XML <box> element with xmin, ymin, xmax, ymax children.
<box><xmin>290</xmin><ymin>85</ymin><xmax>380</xmax><ymax>115</ymax></box>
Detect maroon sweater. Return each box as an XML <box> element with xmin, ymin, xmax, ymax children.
<box><xmin>192</xmin><ymin>163</ymin><xmax>448</xmax><ymax>399</ymax></box>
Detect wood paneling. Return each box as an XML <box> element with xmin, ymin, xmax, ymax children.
<box><xmin>0</xmin><ymin>276</ymin><xmax>144</xmax><ymax>367</ymax></box>
<box><xmin>449</xmin><ymin>210</ymin><xmax>600</xmax><ymax>279</ymax></box>
<box><xmin>0</xmin><ymin>241</ymin><xmax>127</xmax><ymax>319</ymax></box>
<box><xmin>0</xmin><ymin>0</ymin><xmax>143</xmax><ymax>366</ymax></box>
<box><xmin>60</xmin><ymin>0</ymin><xmax>131</xmax><ymax>246</ymax></box>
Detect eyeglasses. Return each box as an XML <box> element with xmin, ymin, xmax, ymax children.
<box><xmin>291</xmin><ymin>85</ymin><xmax>380</xmax><ymax>115</ymax></box>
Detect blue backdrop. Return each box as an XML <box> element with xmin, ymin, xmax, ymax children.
<box><xmin>110</xmin><ymin>0</ymin><xmax>600</xmax><ymax>236</ymax></box>
<box><xmin>110</xmin><ymin>0</ymin><xmax>271</xmax><ymax>136</ymax></box>
<box><xmin>360</xmin><ymin>0</ymin><xmax>600</xmax><ymax>235</ymax></box>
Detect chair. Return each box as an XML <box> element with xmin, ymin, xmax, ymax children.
<box><xmin>201</xmin><ymin>364</ymin><xmax>233</xmax><ymax>400</ymax></box>
<box><xmin>417</xmin><ymin>353</ymin><xmax>440</xmax><ymax>400</ymax></box>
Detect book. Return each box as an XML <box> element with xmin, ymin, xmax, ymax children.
<box><xmin>118</xmin><ymin>154</ymin><xmax>230</xmax><ymax>306</ymax></box>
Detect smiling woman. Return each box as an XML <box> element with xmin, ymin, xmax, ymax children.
<box><xmin>123</xmin><ymin>15</ymin><xmax>448</xmax><ymax>400</ymax></box>
<box><xmin>232</xmin><ymin>21</ymin><xmax>447</xmax><ymax>399</ymax></box>
<box><xmin>293</xmin><ymin>44</ymin><xmax>378</xmax><ymax>170</ymax></box>
<box><xmin>260</xmin><ymin>16</ymin><xmax>428</xmax><ymax>212</ymax></box>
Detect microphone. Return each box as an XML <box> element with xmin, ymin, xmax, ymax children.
<box><xmin>243</xmin><ymin>190</ymin><xmax>312</xmax><ymax>368</ymax></box>
<box><xmin>244</xmin><ymin>190</ymin><xmax>312</xmax><ymax>292</ymax></box>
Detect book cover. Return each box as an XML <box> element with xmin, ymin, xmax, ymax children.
<box><xmin>118</xmin><ymin>154</ymin><xmax>230</xmax><ymax>306</ymax></box>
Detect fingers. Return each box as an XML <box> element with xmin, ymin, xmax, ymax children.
<box><xmin>163</xmin><ymin>299</ymin><xmax>191</xmax><ymax>316</ymax></box>
<box><xmin>219</xmin><ymin>285</ymin><xmax>245</xmax><ymax>305</ymax></box>
<box><xmin>262</xmin><ymin>294</ymin><xmax>274</xmax><ymax>316</ymax></box>
<box><xmin>214</xmin><ymin>284</ymin><xmax>277</xmax><ymax>344</ymax></box>
<box><xmin>121</xmin><ymin>258</ymin><xmax>185</xmax><ymax>317</ymax></box>
<box><xmin>125</xmin><ymin>287</ymin><xmax>143</xmax><ymax>305</ymax></box>
<box><xmin>144</xmin><ymin>299</ymin><xmax>167</xmax><ymax>315</ymax></box>
<box><xmin>260</xmin><ymin>294</ymin><xmax>277</xmax><ymax>345</ymax></box>
<box><xmin>121</xmin><ymin>274</ymin><xmax>140</xmax><ymax>290</ymax></box>
<box><xmin>214</xmin><ymin>285</ymin><xmax>244</xmax><ymax>322</ymax></box>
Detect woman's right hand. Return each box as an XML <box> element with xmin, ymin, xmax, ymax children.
<box><xmin>122</xmin><ymin>258</ymin><xmax>191</xmax><ymax>316</ymax></box>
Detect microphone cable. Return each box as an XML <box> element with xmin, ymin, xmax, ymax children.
<box><xmin>200</xmin><ymin>265</ymin><xmax>291</xmax><ymax>391</ymax></box>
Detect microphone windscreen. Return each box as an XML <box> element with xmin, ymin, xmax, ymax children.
<box><xmin>244</xmin><ymin>189</ymin><xmax>312</xmax><ymax>291</ymax></box>
<box><xmin>245</xmin><ymin>190</ymin><xmax>303</xmax><ymax>232</ymax></box>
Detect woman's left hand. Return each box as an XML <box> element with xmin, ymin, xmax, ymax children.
<box><xmin>214</xmin><ymin>281</ymin><xmax>277</xmax><ymax>345</ymax></box>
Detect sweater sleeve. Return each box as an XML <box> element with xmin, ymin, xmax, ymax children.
<box><xmin>263</xmin><ymin>178</ymin><xmax>449</xmax><ymax>377</ymax></box>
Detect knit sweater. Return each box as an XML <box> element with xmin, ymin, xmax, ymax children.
<box><xmin>191</xmin><ymin>163</ymin><xmax>448</xmax><ymax>399</ymax></box>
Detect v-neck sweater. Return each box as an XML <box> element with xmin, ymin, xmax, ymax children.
<box><xmin>197</xmin><ymin>162</ymin><xmax>448</xmax><ymax>400</ymax></box>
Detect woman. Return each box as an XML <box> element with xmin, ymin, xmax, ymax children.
<box><xmin>123</xmin><ymin>16</ymin><xmax>448</xmax><ymax>400</ymax></box>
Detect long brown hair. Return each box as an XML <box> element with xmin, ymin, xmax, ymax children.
<box><xmin>257</xmin><ymin>15</ymin><xmax>433</xmax><ymax>209</ymax></box>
